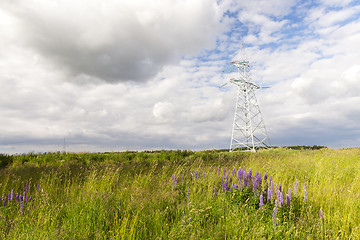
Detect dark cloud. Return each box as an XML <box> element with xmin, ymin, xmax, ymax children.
<box><xmin>5</xmin><ymin>0</ymin><xmax>223</xmax><ymax>83</ymax></box>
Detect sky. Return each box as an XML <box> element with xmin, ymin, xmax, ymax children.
<box><xmin>1</xmin><ymin>0</ymin><xmax>360</xmax><ymax>154</ymax></box>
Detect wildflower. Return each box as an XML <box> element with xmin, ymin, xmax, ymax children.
<box><xmin>288</xmin><ymin>188</ymin><xmax>292</xmax><ymax>200</ymax></box>
<box><xmin>214</xmin><ymin>186</ymin><xmax>218</xmax><ymax>198</ymax></box>
<box><xmin>286</xmin><ymin>194</ymin><xmax>290</xmax><ymax>206</ymax></box>
<box><xmin>232</xmin><ymin>167</ymin><xmax>236</xmax><ymax>177</ymax></box>
<box><xmin>203</xmin><ymin>171</ymin><xmax>205</xmax><ymax>180</ymax></box>
<box><xmin>267</xmin><ymin>186</ymin><xmax>272</xmax><ymax>201</ymax></box>
<box><xmin>294</xmin><ymin>179</ymin><xmax>298</xmax><ymax>195</ymax></box>
<box><xmin>254</xmin><ymin>172</ymin><xmax>262</xmax><ymax>192</ymax></box>
<box><xmin>238</xmin><ymin>168</ymin><xmax>243</xmax><ymax>181</ymax></box>
<box><xmin>2</xmin><ymin>198</ymin><xmax>5</xmax><ymax>207</ymax></box>
<box><xmin>264</xmin><ymin>172</ymin><xmax>268</xmax><ymax>181</ymax></box>
<box><xmin>272</xmin><ymin>205</ymin><xmax>278</xmax><ymax>227</ymax></box>
<box><xmin>194</xmin><ymin>171</ymin><xmax>199</xmax><ymax>180</ymax></box>
<box><xmin>15</xmin><ymin>193</ymin><xmax>19</xmax><ymax>201</ymax></box>
<box><xmin>182</xmin><ymin>212</ymin><xmax>186</xmax><ymax>226</ymax></box>
<box><xmin>187</xmin><ymin>188</ymin><xmax>190</xmax><ymax>201</ymax></box>
<box><xmin>260</xmin><ymin>192</ymin><xmax>264</xmax><ymax>206</ymax></box>
<box><xmin>10</xmin><ymin>190</ymin><xmax>14</xmax><ymax>201</ymax></box>
<box><xmin>26</xmin><ymin>181</ymin><xmax>29</xmax><ymax>194</ymax></box>
<box><xmin>247</xmin><ymin>168</ymin><xmax>252</xmax><ymax>185</ymax></box>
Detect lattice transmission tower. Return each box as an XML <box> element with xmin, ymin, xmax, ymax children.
<box><xmin>221</xmin><ymin>46</ymin><xmax>270</xmax><ymax>152</ymax></box>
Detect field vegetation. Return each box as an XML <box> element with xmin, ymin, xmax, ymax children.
<box><xmin>0</xmin><ymin>147</ymin><xmax>359</xmax><ymax>239</ymax></box>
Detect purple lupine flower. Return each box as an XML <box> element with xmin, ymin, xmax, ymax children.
<box><xmin>286</xmin><ymin>194</ymin><xmax>290</xmax><ymax>206</ymax></box>
<box><xmin>19</xmin><ymin>195</ymin><xmax>23</xmax><ymax>202</ymax></box>
<box><xmin>36</xmin><ymin>184</ymin><xmax>40</xmax><ymax>192</ymax></box>
<box><xmin>187</xmin><ymin>188</ymin><xmax>190</xmax><ymax>201</ymax></box>
<box><xmin>243</xmin><ymin>172</ymin><xmax>247</xmax><ymax>187</ymax></box>
<box><xmin>288</xmin><ymin>188</ymin><xmax>292</xmax><ymax>200</ymax></box>
<box><xmin>237</xmin><ymin>168</ymin><xmax>243</xmax><ymax>181</ymax></box>
<box><xmin>294</xmin><ymin>179</ymin><xmax>298</xmax><ymax>195</ymax></box>
<box><xmin>10</xmin><ymin>190</ymin><xmax>14</xmax><ymax>201</ymax></box>
<box><xmin>233</xmin><ymin>183</ymin><xmax>238</xmax><ymax>190</ymax></box>
<box><xmin>319</xmin><ymin>209</ymin><xmax>324</xmax><ymax>221</ymax></box>
<box><xmin>260</xmin><ymin>192</ymin><xmax>264</xmax><ymax>206</ymax></box>
<box><xmin>232</xmin><ymin>167</ymin><xmax>236</xmax><ymax>177</ymax></box>
<box><xmin>279</xmin><ymin>183</ymin><xmax>282</xmax><ymax>193</ymax></box>
<box><xmin>223</xmin><ymin>167</ymin><xmax>226</xmax><ymax>176</ymax></box>
<box><xmin>278</xmin><ymin>188</ymin><xmax>283</xmax><ymax>207</ymax></box>
<box><xmin>2</xmin><ymin>198</ymin><xmax>5</xmax><ymax>207</ymax></box>
<box><xmin>254</xmin><ymin>172</ymin><xmax>262</xmax><ymax>192</ymax></box>
<box><xmin>194</xmin><ymin>171</ymin><xmax>199</xmax><ymax>180</ymax></box>
<box><xmin>267</xmin><ymin>186</ymin><xmax>271</xmax><ymax>201</ymax></box>
<box><xmin>247</xmin><ymin>168</ymin><xmax>252</xmax><ymax>185</ymax></box>
<box><xmin>223</xmin><ymin>176</ymin><xmax>229</xmax><ymax>192</ymax></box>
<box><xmin>272</xmin><ymin>205</ymin><xmax>277</xmax><ymax>227</ymax></box>
<box><xmin>26</xmin><ymin>181</ymin><xmax>29</xmax><ymax>193</ymax></box>
<box><xmin>304</xmin><ymin>182</ymin><xmax>307</xmax><ymax>202</ymax></box>
<box><xmin>263</xmin><ymin>184</ymin><xmax>268</xmax><ymax>201</ymax></box>
<box><xmin>29</xmin><ymin>195</ymin><xmax>32</xmax><ymax>202</ymax></box>
<box><xmin>8</xmin><ymin>192</ymin><xmax>11</xmax><ymax>202</ymax></box>
<box><xmin>270</xmin><ymin>181</ymin><xmax>274</xmax><ymax>199</ymax></box>
<box><xmin>203</xmin><ymin>171</ymin><xmax>205</xmax><ymax>180</ymax></box>
<box><xmin>214</xmin><ymin>185</ymin><xmax>218</xmax><ymax>198</ymax></box>
<box><xmin>264</xmin><ymin>172</ymin><xmax>268</xmax><ymax>181</ymax></box>
<box><xmin>15</xmin><ymin>193</ymin><xmax>19</xmax><ymax>201</ymax></box>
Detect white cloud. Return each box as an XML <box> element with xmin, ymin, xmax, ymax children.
<box><xmin>1</xmin><ymin>0</ymin><xmax>360</xmax><ymax>153</ymax></box>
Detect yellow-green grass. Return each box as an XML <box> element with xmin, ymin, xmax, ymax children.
<box><xmin>0</xmin><ymin>148</ymin><xmax>358</xmax><ymax>239</ymax></box>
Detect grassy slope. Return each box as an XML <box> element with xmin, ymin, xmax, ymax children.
<box><xmin>0</xmin><ymin>148</ymin><xmax>359</xmax><ymax>239</ymax></box>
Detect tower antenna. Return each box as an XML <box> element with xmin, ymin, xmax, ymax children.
<box><xmin>221</xmin><ymin>44</ymin><xmax>270</xmax><ymax>152</ymax></box>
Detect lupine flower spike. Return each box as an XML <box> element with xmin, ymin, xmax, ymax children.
<box><xmin>214</xmin><ymin>186</ymin><xmax>218</xmax><ymax>198</ymax></box>
<box><xmin>294</xmin><ymin>179</ymin><xmax>298</xmax><ymax>195</ymax></box>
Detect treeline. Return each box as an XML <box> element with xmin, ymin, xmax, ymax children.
<box><xmin>0</xmin><ymin>146</ymin><xmax>327</xmax><ymax>169</ymax></box>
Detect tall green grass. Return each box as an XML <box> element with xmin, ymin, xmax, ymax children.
<box><xmin>0</xmin><ymin>148</ymin><xmax>359</xmax><ymax>239</ymax></box>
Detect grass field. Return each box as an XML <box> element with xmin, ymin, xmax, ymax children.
<box><xmin>0</xmin><ymin>147</ymin><xmax>359</xmax><ymax>239</ymax></box>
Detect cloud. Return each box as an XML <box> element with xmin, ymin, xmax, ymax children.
<box><xmin>1</xmin><ymin>0</ymin><xmax>360</xmax><ymax>154</ymax></box>
<box><xmin>2</xmin><ymin>0</ymin><xmax>224</xmax><ymax>83</ymax></box>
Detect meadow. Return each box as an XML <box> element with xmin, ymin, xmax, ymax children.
<box><xmin>0</xmin><ymin>147</ymin><xmax>359</xmax><ymax>239</ymax></box>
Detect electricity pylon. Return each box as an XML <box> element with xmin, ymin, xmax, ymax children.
<box><xmin>222</xmin><ymin>46</ymin><xmax>270</xmax><ymax>152</ymax></box>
